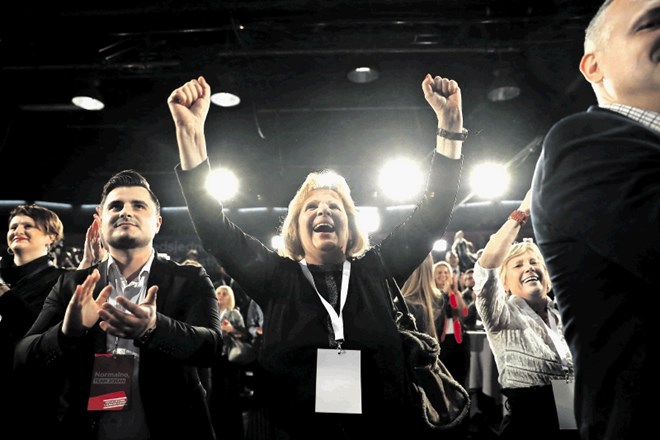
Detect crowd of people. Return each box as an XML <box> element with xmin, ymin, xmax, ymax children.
<box><xmin>0</xmin><ymin>2</ymin><xmax>655</xmax><ymax>439</ymax></box>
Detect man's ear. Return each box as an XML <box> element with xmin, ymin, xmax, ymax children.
<box><xmin>579</xmin><ymin>52</ymin><xmax>603</xmax><ymax>84</ymax></box>
<box><xmin>155</xmin><ymin>215</ymin><xmax>163</xmax><ymax>234</ymax></box>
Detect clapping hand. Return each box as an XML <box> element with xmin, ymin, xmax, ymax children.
<box><xmin>98</xmin><ymin>286</ymin><xmax>158</xmax><ymax>340</ymax></box>
<box><xmin>62</xmin><ymin>269</ymin><xmax>111</xmax><ymax>337</ymax></box>
<box><xmin>78</xmin><ymin>214</ymin><xmax>106</xmax><ymax>269</ymax></box>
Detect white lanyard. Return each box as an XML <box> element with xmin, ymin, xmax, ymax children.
<box><xmin>544</xmin><ymin>308</ymin><xmax>572</xmax><ymax>375</ymax></box>
<box><xmin>299</xmin><ymin>259</ymin><xmax>351</xmax><ymax>349</ymax></box>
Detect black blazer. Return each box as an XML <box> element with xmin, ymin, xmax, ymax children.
<box><xmin>531</xmin><ymin>106</ymin><xmax>659</xmax><ymax>439</ymax></box>
<box><xmin>15</xmin><ymin>253</ymin><xmax>222</xmax><ymax>440</ymax></box>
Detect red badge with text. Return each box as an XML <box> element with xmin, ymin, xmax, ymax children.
<box><xmin>87</xmin><ymin>353</ymin><xmax>134</xmax><ymax>411</ymax></box>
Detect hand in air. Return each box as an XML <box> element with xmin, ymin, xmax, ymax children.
<box><xmin>166</xmin><ymin>75</ymin><xmax>212</xmax><ymax>129</ymax></box>
<box><xmin>422</xmin><ymin>74</ymin><xmax>463</xmax><ymax>132</ymax></box>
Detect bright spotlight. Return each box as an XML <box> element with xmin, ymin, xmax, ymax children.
<box><xmin>271</xmin><ymin>235</ymin><xmax>284</xmax><ymax>250</ymax></box>
<box><xmin>433</xmin><ymin>239</ymin><xmax>448</xmax><ymax>252</ymax></box>
<box><xmin>357</xmin><ymin>207</ymin><xmax>381</xmax><ymax>234</ymax></box>
<box><xmin>205</xmin><ymin>168</ymin><xmax>239</xmax><ymax>202</ymax></box>
<box><xmin>469</xmin><ymin>162</ymin><xmax>510</xmax><ymax>199</ymax></box>
<box><xmin>379</xmin><ymin>158</ymin><xmax>424</xmax><ymax>201</ymax></box>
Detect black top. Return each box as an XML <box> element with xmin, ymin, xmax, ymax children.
<box><xmin>177</xmin><ymin>152</ymin><xmax>463</xmax><ymax>439</ymax></box>
<box><xmin>0</xmin><ymin>254</ymin><xmax>67</xmax><ymax>438</ymax></box>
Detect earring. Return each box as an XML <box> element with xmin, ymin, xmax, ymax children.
<box><xmin>7</xmin><ymin>247</ymin><xmax>14</xmax><ymax>255</ymax></box>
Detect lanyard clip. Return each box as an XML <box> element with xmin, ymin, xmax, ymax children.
<box><xmin>336</xmin><ymin>339</ymin><xmax>345</xmax><ymax>355</ymax></box>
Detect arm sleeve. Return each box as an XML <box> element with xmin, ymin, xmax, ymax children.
<box><xmin>534</xmin><ymin>114</ymin><xmax>660</xmax><ymax>284</ymax></box>
<box><xmin>378</xmin><ymin>153</ymin><xmax>463</xmax><ymax>284</ymax></box>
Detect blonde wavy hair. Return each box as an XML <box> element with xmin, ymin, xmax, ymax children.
<box><xmin>499</xmin><ymin>241</ymin><xmax>552</xmax><ymax>295</ymax></box>
<box><xmin>401</xmin><ymin>253</ymin><xmax>441</xmax><ymax>338</ymax></box>
<box><xmin>277</xmin><ymin>170</ymin><xmax>369</xmax><ymax>261</ymax></box>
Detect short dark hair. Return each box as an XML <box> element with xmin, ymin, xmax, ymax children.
<box><xmin>100</xmin><ymin>170</ymin><xmax>160</xmax><ymax>213</ymax></box>
<box><xmin>584</xmin><ymin>0</ymin><xmax>615</xmax><ymax>51</ymax></box>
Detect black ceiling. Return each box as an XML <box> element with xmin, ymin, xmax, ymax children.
<box><xmin>0</xmin><ymin>0</ymin><xmax>603</xmax><ymax>237</ymax></box>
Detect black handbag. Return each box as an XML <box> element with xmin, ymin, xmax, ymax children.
<box><xmin>227</xmin><ymin>335</ymin><xmax>256</xmax><ymax>366</ymax></box>
<box><xmin>378</xmin><ymin>253</ymin><xmax>471</xmax><ymax>431</ymax></box>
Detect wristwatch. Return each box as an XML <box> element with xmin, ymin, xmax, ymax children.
<box><xmin>436</xmin><ymin>127</ymin><xmax>469</xmax><ymax>142</ymax></box>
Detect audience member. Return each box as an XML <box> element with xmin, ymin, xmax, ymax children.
<box><xmin>212</xmin><ymin>284</ymin><xmax>248</xmax><ymax>440</ymax></box>
<box><xmin>0</xmin><ymin>205</ymin><xmax>104</xmax><ymax>438</ymax></box>
<box><xmin>246</xmin><ymin>298</ymin><xmax>264</xmax><ymax>350</ymax></box>
<box><xmin>14</xmin><ymin>170</ymin><xmax>222</xmax><ymax>440</ymax></box>
<box><xmin>433</xmin><ymin>260</ymin><xmax>470</xmax><ymax>388</ymax></box>
<box><xmin>168</xmin><ymin>73</ymin><xmax>465</xmax><ymax>439</ymax></box>
<box><xmin>183</xmin><ymin>248</ymin><xmax>200</xmax><ymax>263</ymax></box>
<box><xmin>444</xmin><ymin>249</ymin><xmax>461</xmax><ymax>291</ymax></box>
<box><xmin>401</xmin><ymin>253</ymin><xmax>471</xmax><ymax>438</ymax></box>
<box><xmin>452</xmin><ymin>230</ymin><xmax>478</xmax><ymax>273</ymax></box>
<box><xmin>461</xmin><ymin>267</ymin><xmax>476</xmax><ymax>305</ymax></box>
<box><xmin>474</xmin><ymin>190</ymin><xmax>576</xmax><ymax>440</ymax></box>
<box><xmin>0</xmin><ymin>205</ymin><xmax>68</xmax><ymax>437</ymax></box>
<box><xmin>242</xmin><ymin>298</ymin><xmax>284</xmax><ymax>440</ymax></box>
<box><xmin>531</xmin><ymin>1</ymin><xmax>658</xmax><ymax>439</ymax></box>
<box><xmin>215</xmin><ymin>264</ymin><xmax>252</xmax><ymax>324</ymax></box>
<box><xmin>400</xmin><ymin>253</ymin><xmax>441</xmax><ymax>340</ymax></box>
<box><xmin>461</xmin><ymin>268</ymin><xmax>482</xmax><ymax>331</ymax></box>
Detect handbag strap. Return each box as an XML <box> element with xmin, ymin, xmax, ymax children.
<box><xmin>376</xmin><ymin>251</ymin><xmax>419</xmax><ymax>332</ymax></box>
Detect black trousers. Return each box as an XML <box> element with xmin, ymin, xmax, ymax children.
<box><xmin>500</xmin><ymin>385</ymin><xmax>579</xmax><ymax>440</ymax></box>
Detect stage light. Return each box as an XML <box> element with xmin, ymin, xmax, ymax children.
<box><xmin>379</xmin><ymin>158</ymin><xmax>424</xmax><ymax>201</ymax></box>
<box><xmin>469</xmin><ymin>162</ymin><xmax>510</xmax><ymax>199</ymax></box>
<box><xmin>205</xmin><ymin>167</ymin><xmax>239</xmax><ymax>202</ymax></box>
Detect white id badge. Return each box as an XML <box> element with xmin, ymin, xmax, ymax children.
<box><xmin>315</xmin><ymin>348</ymin><xmax>361</xmax><ymax>414</ymax></box>
<box><xmin>551</xmin><ymin>379</ymin><xmax>577</xmax><ymax>429</ymax></box>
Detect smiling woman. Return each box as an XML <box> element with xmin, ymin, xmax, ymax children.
<box><xmin>170</xmin><ymin>73</ymin><xmax>467</xmax><ymax>439</ymax></box>
<box><xmin>0</xmin><ymin>204</ymin><xmax>68</xmax><ymax>437</ymax></box>
<box><xmin>472</xmin><ymin>190</ymin><xmax>577</xmax><ymax>440</ymax></box>
<box><xmin>280</xmin><ymin>173</ymin><xmax>367</xmax><ymax>265</ymax></box>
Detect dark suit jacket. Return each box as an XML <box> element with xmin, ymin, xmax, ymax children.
<box><xmin>531</xmin><ymin>106</ymin><xmax>658</xmax><ymax>440</ymax></box>
<box><xmin>14</xmin><ymin>253</ymin><xmax>222</xmax><ymax>440</ymax></box>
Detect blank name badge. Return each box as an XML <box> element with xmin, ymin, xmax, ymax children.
<box><xmin>315</xmin><ymin>348</ymin><xmax>361</xmax><ymax>414</ymax></box>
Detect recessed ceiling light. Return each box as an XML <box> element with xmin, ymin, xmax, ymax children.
<box><xmin>347</xmin><ymin>66</ymin><xmax>379</xmax><ymax>84</ymax></box>
<box><xmin>211</xmin><ymin>92</ymin><xmax>241</xmax><ymax>107</ymax></box>
<box><xmin>71</xmin><ymin>95</ymin><xmax>105</xmax><ymax>111</ymax></box>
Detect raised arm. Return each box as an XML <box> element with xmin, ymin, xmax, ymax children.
<box><xmin>478</xmin><ymin>189</ymin><xmax>531</xmax><ymax>269</ymax></box>
<box><xmin>422</xmin><ymin>74</ymin><xmax>464</xmax><ymax>160</ymax></box>
<box><xmin>167</xmin><ymin>76</ymin><xmax>212</xmax><ymax>170</ymax></box>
